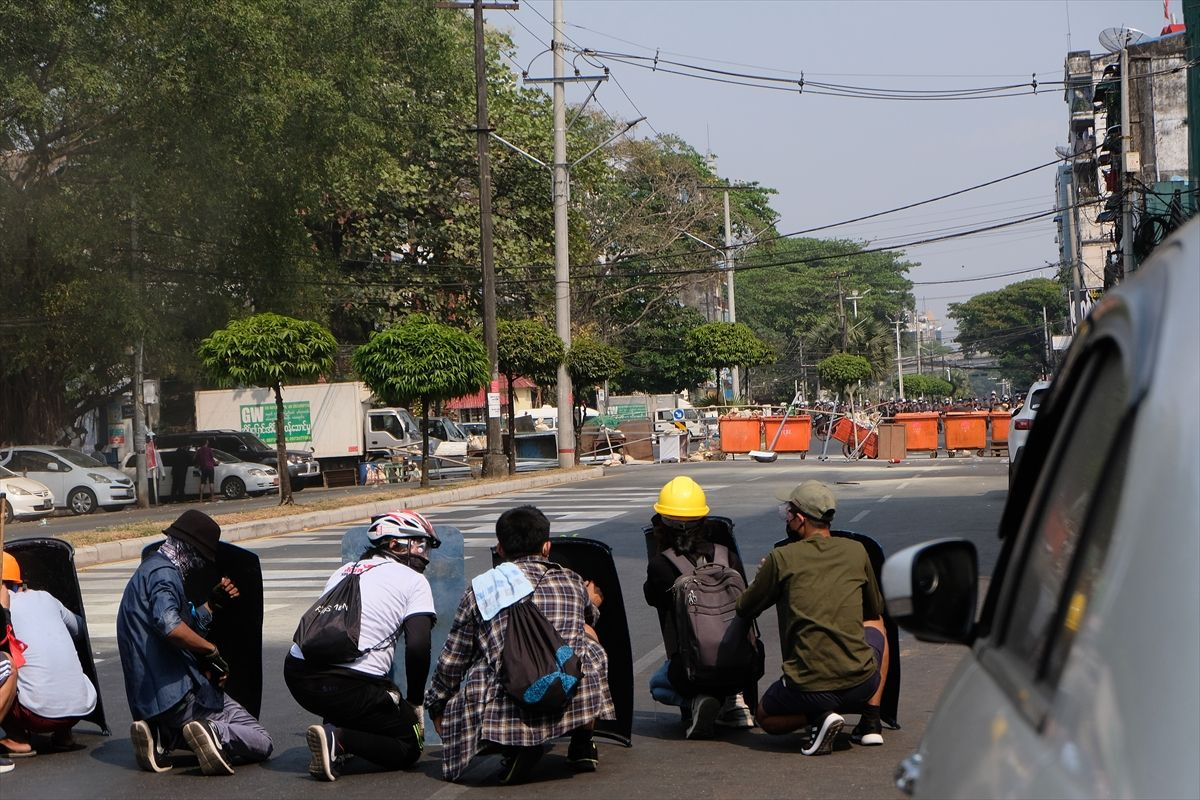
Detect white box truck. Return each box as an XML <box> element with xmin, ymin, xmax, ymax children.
<box><xmin>194</xmin><ymin>381</ymin><xmax>421</xmax><ymax>472</ymax></box>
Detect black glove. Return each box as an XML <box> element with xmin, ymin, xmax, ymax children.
<box><xmin>208</xmin><ymin>580</ymin><xmax>235</xmax><ymax>611</ymax></box>
<box><xmin>200</xmin><ymin>648</ymin><xmax>229</xmax><ymax>678</ymax></box>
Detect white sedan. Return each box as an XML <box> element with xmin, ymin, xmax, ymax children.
<box><xmin>0</xmin><ymin>465</ymin><xmax>55</xmax><ymax>523</ymax></box>
<box><xmin>123</xmin><ymin>448</ymin><xmax>279</xmax><ymax>500</ymax></box>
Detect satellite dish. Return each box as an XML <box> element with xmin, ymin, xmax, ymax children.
<box><xmin>1099</xmin><ymin>27</ymin><xmax>1148</xmax><ymax>52</ymax></box>
<box><xmin>1055</xmin><ymin>145</ymin><xmax>1074</xmax><ymax>159</ymax></box>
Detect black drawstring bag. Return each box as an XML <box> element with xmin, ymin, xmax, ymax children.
<box><xmin>500</xmin><ymin>567</ymin><xmax>583</xmax><ymax>712</ymax></box>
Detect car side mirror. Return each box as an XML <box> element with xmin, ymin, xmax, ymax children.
<box><xmin>47</xmin><ymin>461</ymin><xmax>60</xmax><ymax>471</ymax></box>
<box><xmin>882</xmin><ymin>539</ymin><xmax>978</xmax><ymax>645</ymax></box>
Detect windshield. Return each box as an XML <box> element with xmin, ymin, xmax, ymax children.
<box><xmin>211</xmin><ymin>448</ymin><xmax>243</xmax><ymax>463</ymax></box>
<box><xmin>0</xmin><ymin>465</ymin><xmax>15</xmax><ymax>478</ymax></box>
<box><xmin>53</xmin><ymin>448</ymin><xmax>106</xmax><ymax>468</ymax></box>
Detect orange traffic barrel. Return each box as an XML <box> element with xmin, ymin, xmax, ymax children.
<box><xmin>944</xmin><ymin>411</ymin><xmax>988</xmax><ymax>452</ymax></box>
<box><xmin>719</xmin><ymin>417</ymin><xmax>763</xmax><ymax>454</ymax></box>
<box><xmin>763</xmin><ymin>415</ymin><xmax>812</xmax><ymax>454</ymax></box>
<box><xmin>894</xmin><ymin>411</ymin><xmax>940</xmax><ymax>454</ymax></box>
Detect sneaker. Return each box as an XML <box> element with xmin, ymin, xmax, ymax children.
<box><xmin>496</xmin><ymin>745</ymin><xmax>544</xmax><ymax>786</ymax></box>
<box><xmin>0</xmin><ymin>756</ymin><xmax>14</xmax><ymax>774</ymax></box>
<box><xmin>182</xmin><ymin>719</ymin><xmax>234</xmax><ymax>776</ymax></box>
<box><xmin>305</xmin><ymin>724</ymin><xmax>341</xmax><ymax>782</ymax></box>
<box><xmin>851</xmin><ymin>716</ymin><xmax>884</xmax><ymax>746</ymax></box>
<box><xmin>130</xmin><ymin>720</ymin><xmax>172</xmax><ymax>773</ymax></box>
<box><xmin>566</xmin><ymin>737</ymin><xmax>599</xmax><ymax>773</ymax></box>
<box><xmin>686</xmin><ymin>694</ymin><xmax>721</xmax><ymax>740</ymax></box>
<box><xmin>715</xmin><ymin>693</ymin><xmax>756</xmax><ymax>729</ymax></box>
<box><xmin>800</xmin><ymin>712</ymin><xmax>844</xmax><ymax>756</ymax></box>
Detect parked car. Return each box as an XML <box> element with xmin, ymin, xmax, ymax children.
<box><xmin>1007</xmin><ymin>378</ymin><xmax>1051</xmax><ymax>478</ymax></box>
<box><xmin>0</xmin><ymin>465</ymin><xmax>55</xmax><ymax>523</ymax></box>
<box><xmin>155</xmin><ymin>430</ymin><xmax>319</xmax><ymax>489</ymax></box>
<box><xmin>122</xmin><ymin>448</ymin><xmax>279</xmax><ymax>500</ymax></box>
<box><xmin>881</xmin><ymin>218</ymin><xmax>1199</xmax><ymax>799</ymax></box>
<box><xmin>4</xmin><ymin>445</ymin><xmax>136</xmax><ymax>515</ymax></box>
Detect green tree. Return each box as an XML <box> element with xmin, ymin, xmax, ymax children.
<box><xmin>685</xmin><ymin>322</ymin><xmax>774</xmax><ymax>401</ymax></box>
<box><xmin>947</xmin><ymin>278</ymin><xmax>1066</xmax><ymax>386</ymax></box>
<box><xmin>613</xmin><ymin>304</ymin><xmax>710</xmax><ymax>395</ymax></box>
<box><xmin>817</xmin><ymin>353</ymin><xmax>873</xmax><ymax>404</ymax></box>
<box><xmin>197</xmin><ymin>313</ymin><xmax>336</xmax><ymax>504</ymax></box>
<box><xmin>565</xmin><ymin>335</ymin><xmax>624</xmax><ymax>456</ymax></box>
<box><xmin>352</xmin><ymin>315</ymin><xmax>489</xmax><ymax>487</ymax></box>
<box><xmin>897</xmin><ymin>374</ymin><xmax>954</xmax><ymax>399</ymax></box>
<box><xmin>497</xmin><ymin>319</ymin><xmax>564</xmax><ymax>473</ymax></box>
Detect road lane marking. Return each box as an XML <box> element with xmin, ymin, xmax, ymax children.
<box><xmin>632</xmin><ymin>643</ymin><xmax>667</xmax><ymax>676</ymax></box>
<box><xmin>850</xmin><ymin>510</ymin><xmax>871</xmax><ymax>523</ymax></box>
<box><xmin>877</xmin><ymin>494</ymin><xmax>892</xmax><ymax>503</ymax></box>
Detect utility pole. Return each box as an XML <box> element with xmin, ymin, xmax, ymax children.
<box><xmin>722</xmin><ymin>189</ymin><xmax>741</xmax><ymax>400</ymax></box>
<box><xmin>438</xmin><ymin>0</ymin><xmax>516</xmax><ymax>477</ymax></box>
<box><xmin>1119</xmin><ymin>40</ymin><xmax>1137</xmax><ymax>278</ymax></box>
<box><xmin>551</xmin><ymin>0</ymin><xmax>574</xmax><ymax>468</ymax></box>
<box><xmin>846</xmin><ymin>288</ymin><xmax>870</xmax><ymax>319</ymax></box>
<box><xmin>131</xmin><ymin>196</ymin><xmax>148</xmax><ymax>508</ymax></box>
<box><xmin>893</xmin><ymin>318</ymin><xmax>905</xmax><ymax>400</ymax></box>
<box><xmin>915</xmin><ymin>310</ymin><xmax>923</xmax><ymax>376</ymax></box>
<box><xmin>836</xmin><ymin>274</ymin><xmax>848</xmax><ymax>351</ymax></box>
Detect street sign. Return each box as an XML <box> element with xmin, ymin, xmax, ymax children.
<box><xmin>672</xmin><ymin>408</ymin><xmax>685</xmax><ymax>421</ymax></box>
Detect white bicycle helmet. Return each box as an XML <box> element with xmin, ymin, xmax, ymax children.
<box><xmin>367</xmin><ymin>509</ymin><xmax>439</xmax><ymax>546</ymax></box>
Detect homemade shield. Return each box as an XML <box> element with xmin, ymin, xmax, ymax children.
<box><xmin>340</xmin><ymin>523</ymin><xmax>464</xmax><ymax>745</ymax></box>
<box><xmin>142</xmin><ymin>540</ymin><xmax>264</xmax><ymax>718</ymax></box>
<box><xmin>6</xmin><ymin>538</ymin><xmax>110</xmax><ymax>734</ymax></box>
<box><xmin>643</xmin><ymin>516</ymin><xmax>762</xmax><ymax>710</ymax></box>
<box><xmin>490</xmin><ymin>537</ymin><xmax>635</xmax><ymax>747</ymax></box>
<box><xmin>772</xmin><ymin>530</ymin><xmax>901</xmax><ymax>729</ymax></box>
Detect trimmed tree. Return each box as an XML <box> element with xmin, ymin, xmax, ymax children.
<box><xmin>896</xmin><ymin>374</ymin><xmax>954</xmax><ymax>399</ymax></box>
<box><xmin>352</xmin><ymin>315</ymin><xmax>489</xmax><ymax>487</ymax></box>
<box><xmin>565</xmin><ymin>335</ymin><xmax>624</xmax><ymax>460</ymax></box>
<box><xmin>497</xmin><ymin>320</ymin><xmax>565</xmax><ymax>474</ymax></box>
<box><xmin>685</xmin><ymin>321</ymin><xmax>774</xmax><ymax>402</ymax></box>
<box><xmin>197</xmin><ymin>313</ymin><xmax>337</xmax><ymax>505</ymax></box>
<box><xmin>817</xmin><ymin>353</ymin><xmax>872</xmax><ymax>405</ymax></box>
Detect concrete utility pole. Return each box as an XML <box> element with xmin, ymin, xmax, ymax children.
<box><xmin>551</xmin><ymin>0</ymin><xmax>574</xmax><ymax>469</ymax></box>
<box><xmin>722</xmin><ymin>189</ymin><xmax>741</xmax><ymax>399</ymax></box>
<box><xmin>438</xmin><ymin>0</ymin><xmax>516</xmax><ymax>477</ymax></box>
<box><xmin>130</xmin><ymin>196</ymin><xmax>148</xmax><ymax>508</ymax></box>
<box><xmin>836</xmin><ymin>274</ymin><xmax>848</xmax><ymax>351</ymax></box>
<box><xmin>846</xmin><ymin>288</ymin><xmax>870</xmax><ymax>319</ymax></box>
<box><xmin>1120</xmin><ymin>41</ymin><xmax>1137</xmax><ymax>277</ymax></box>
<box><xmin>893</xmin><ymin>318</ymin><xmax>905</xmax><ymax>400</ymax></box>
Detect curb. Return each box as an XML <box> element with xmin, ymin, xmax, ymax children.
<box><xmin>71</xmin><ymin>466</ymin><xmax>607</xmax><ymax>569</ymax></box>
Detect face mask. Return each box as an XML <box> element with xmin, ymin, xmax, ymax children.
<box><xmin>776</xmin><ymin>503</ymin><xmax>795</xmax><ymax>522</ymax></box>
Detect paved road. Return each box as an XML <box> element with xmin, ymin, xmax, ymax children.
<box><xmin>4</xmin><ymin>456</ymin><xmax>1009</xmax><ymax>798</ymax></box>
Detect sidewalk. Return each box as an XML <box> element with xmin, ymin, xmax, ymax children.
<box><xmin>69</xmin><ymin>466</ymin><xmax>606</xmax><ymax>569</ymax></box>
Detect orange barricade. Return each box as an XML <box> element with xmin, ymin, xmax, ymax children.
<box><xmin>989</xmin><ymin>411</ymin><xmax>1010</xmax><ymax>448</ymax></box>
<box><xmin>762</xmin><ymin>415</ymin><xmax>812</xmax><ymax>454</ymax></box>
<box><xmin>831</xmin><ymin>417</ymin><xmax>879</xmax><ymax>459</ymax></box>
<box><xmin>894</xmin><ymin>412</ymin><xmax>940</xmax><ymax>455</ymax></box>
<box><xmin>944</xmin><ymin>411</ymin><xmax>988</xmax><ymax>453</ymax></box>
<box><xmin>719</xmin><ymin>417</ymin><xmax>762</xmax><ymax>454</ymax></box>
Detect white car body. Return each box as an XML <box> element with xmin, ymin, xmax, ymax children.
<box><xmin>1007</xmin><ymin>378</ymin><xmax>1051</xmax><ymax>475</ymax></box>
<box><xmin>883</xmin><ymin>217</ymin><xmax>1200</xmax><ymax>799</ymax></box>
<box><xmin>5</xmin><ymin>446</ymin><xmax>136</xmax><ymax>515</ymax></box>
<box><xmin>0</xmin><ymin>465</ymin><xmax>55</xmax><ymax>523</ymax></box>
<box><xmin>123</xmin><ymin>448</ymin><xmax>279</xmax><ymax>500</ymax></box>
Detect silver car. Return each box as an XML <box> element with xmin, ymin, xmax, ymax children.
<box><xmin>123</xmin><ymin>448</ymin><xmax>279</xmax><ymax>500</ymax></box>
<box><xmin>0</xmin><ymin>465</ymin><xmax>55</xmax><ymax>523</ymax></box>
<box><xmin>4</xmin><ymin>445</ymin><xmax>136</xmax><ymax>514</ymax></box>
<box><xmin>1007</xmin><ymin>378</ymin><xmax>1051</xmax><ymax>479</ymax></box>
<box><xmin>883</xmin><ymin>217</ymin><xmax>1199</xmax><ymax>799</ymax></box>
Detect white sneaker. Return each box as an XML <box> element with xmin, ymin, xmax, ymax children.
<box><xmin>800</xmin><ymin>712</ymin><xmax>844</xmax><ymax>756</ymax></box>
<box><xmin>182</xmin><ymin>719</ymin><xmax>234</xmax><ymax>776</ymax></box>
<box><xmin>130</xmin><ymin>720</ymin><xmax>171</xmax><ymax>773</ymax></box>
<box><xmin>715</xmin><ymin>693</ymin><xmax>756</xmax><ymax>729</ymax></box>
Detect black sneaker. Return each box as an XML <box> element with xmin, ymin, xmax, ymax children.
<box><xmin>686</xmin><ymin>694</ymin><xmax>721</xmax><ymax>740</ymax></box>
<box><xmin>182</xmin><ymin>719</ymin><xmax>234</xmax><ymax>776</ymax></box>
<box><xmin>567</xmin><ymin>737</ymin><xmax>599</xmax><ymax>773</ymax></box>
<box><xmin>306</xmin><ymin>724</ymin><xmax>341</xmax><ymax>782</ymax></box>
<box><xmin>497</xmin><ymin>745</ymin><xmax>544</xmax><ymax>785</ymax></box>
<box><xmin>799</xmin><ymin>712</ymin><xmax>844</xmax><ymax>756</ymax></box>
<box><xmin>850</xmin><ymin>716</ymin><xmax>884</xmax><ymax>746</ymax></box>
<box><xmin>130</xmin><ymin>720</ymin><xmax>172</xmax><ymax>773</ymax></box>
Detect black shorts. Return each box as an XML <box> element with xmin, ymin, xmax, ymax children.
<box><xmin>760</xmin><ymin>626</ymin><xmax>884</xmax><ymax>716</ymax></box>
<box><xmin>199</xmin><ymin>466</ymin><xmax>215</xmax><ymax>481</ymax></box>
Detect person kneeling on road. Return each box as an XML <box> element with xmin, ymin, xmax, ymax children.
<box><xmin>284</xmin><ymin>510</ymin><xmax>438</xmax><ymax>782</ymax></box>
<box><xmin>116</xmin><ymin>510</ymin><xmax>273</xmax><ymax>775</ymax></box>
<box><xmin>735</xmin><ymin>481</ymin><xmax>889</xmax><ymax>756</ymax></box>
<box><xmin>644</xmin><ymin>476</ymin><xmax>756</xmax><ymax>739</ymax></box>
<box><xmin>426</xmin><ymin>505</ymin><xmax>615</xmax><ymax>785</ymax></box>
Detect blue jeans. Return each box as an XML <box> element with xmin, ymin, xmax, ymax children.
<box><xmin>649</xmin><ymin>660</ymin><xmax>686</xmax><ymax>708</ymax></box>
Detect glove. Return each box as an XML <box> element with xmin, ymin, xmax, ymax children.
<box><xmin>411</xmin><ymin>704</ymin><xmax>425</xmax><ymax>739</ymax></box>
<box><xmin>200</xmin><ymin>648</ymin><xmax>230</xmax><ymax>679</ymax></box>
<box><xmin>208</xmin><ymin>578</ymin><xmax>236</xmax><ymax>611</ymax></box>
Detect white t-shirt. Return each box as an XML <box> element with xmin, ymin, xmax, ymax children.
<box><xmin>10</xmin><ymin>589</ymin><xmax>98</xmax><ymax>718</ymax></box>
<box><xmin>289</xmin><ymin>555</ymin><xmax>436</xmax><ymax>677</ymax></box>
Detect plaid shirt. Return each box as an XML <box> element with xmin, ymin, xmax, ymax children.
<box><xmin>426</xmin><ymin>556</ymin><xmax>615</xmax><ymax>781</ymax></box>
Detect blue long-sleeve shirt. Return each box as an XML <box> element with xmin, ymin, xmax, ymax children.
<box><xmin>116</xmin><ymin>552</ymin><xmax>221</xmax><ymax>719</ymax></box>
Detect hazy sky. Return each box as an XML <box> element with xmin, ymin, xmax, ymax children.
<box><xmin>498</xmin><ymin>0</ymin><xmax>1169</xmax><ymax>336</ymax></box>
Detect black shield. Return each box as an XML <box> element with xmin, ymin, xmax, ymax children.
<box><xmin>490</xmin><ymin>537</ymin><xmax>635</xmax><ymax>747</ymax></box>
<box><xmin>141</xmin><ymin>540</ymin><xmax>264</xmax><ymax>718</ymax></box>
<box><xmin>5</xmin><ymin>538</ymin><xmax>110</xmax><ymax>734</ymax></box>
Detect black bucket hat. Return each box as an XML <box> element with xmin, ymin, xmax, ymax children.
<box><xmin>163</xmin><ymin>509</ymin><xmax>221</xmax><ymax>562</ymax></box>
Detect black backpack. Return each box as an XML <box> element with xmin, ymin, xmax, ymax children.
<box><xmin>664</xmin><ymin>545</ymin><xmax>763</xmax><ymax>686</ymax></box>
<box><xmin>500</xmin><ymin>566</ymin><xmax>584</xmax><ymax>713</ymax></box>
<box><xmin>293</xmin><ymin>563</ymin><xmax>401</xmax><ymax>664</ymax></box>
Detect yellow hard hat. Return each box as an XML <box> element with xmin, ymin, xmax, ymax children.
<box><xmin>2</xmin><ymin>552</ymin><xmax>20</xmax><ymax>584</ymax></box>
<box><xmin>653</xmin><ymin>476</ymin><xmax>709</xmax><ymax>519</ymax></box>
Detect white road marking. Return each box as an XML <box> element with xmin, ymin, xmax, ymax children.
<box><xmin>850</xmin><ymin>510</ymin><xmax>871</xmax><ymax>523</ymax></box>
<box><xmin>877</xmin><ymin>494</ymin><xmax>892</xmax><ymax>503</ymax></box>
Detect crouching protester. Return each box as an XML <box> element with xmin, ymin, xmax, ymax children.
<box><xmin>644</xmin><ymin>476</ymin><xmax>756</xmax><ymax>739</ymax></box>
<box><xmin>735</xmin><ymin>481</ymin><xmax>889</xmax><ymax>756</ymax></box>
<box><xmin>116</xmin><ymin>510</ymin><xmax>273</xmax><ymax>775</ymax></box>
<box><xmin>426</xmin><ymin>505</ymin><xmax>615</xmax><ymax>785</ymax></box>
<box><xmin>284</xmin><ymin>510</ymin><xmax>438</xmax><ymax>781</ymax></box>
